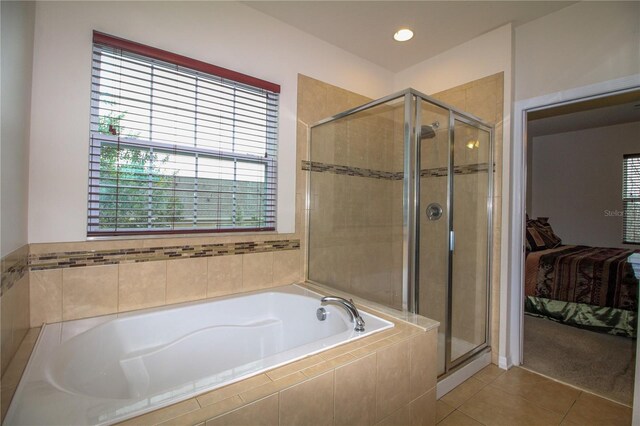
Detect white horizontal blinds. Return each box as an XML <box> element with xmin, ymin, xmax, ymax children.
<box><xmin>623</xmin><ymin>154</ymin><xmax>640</xmax><ymax>244</ymax></box>
<box><xmin>88</xmin><ymin>40</ymin><xmax>279</xmax><ymax>236</ymax></box>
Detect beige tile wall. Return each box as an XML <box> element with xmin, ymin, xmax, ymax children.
<box><xmin>0</xmin><ymin>327</ymin><xmax>39</xmax><ymax>422</ymax></box>
<box><xmin>306</xmin><ymin>73</ymin><xmax>503</xmax><ymax>365</ymax></box>
<box><xmin>29</xmin><ymin>250</ymin><xmax>301</xmax><ymax>326</ymax></box>
<box><xmin>117</xmin><ymin>316</ymin><xmax>438</xmax><ymax>426</ymax></box>
<box><xmin>0</xmin><ymin>245</ymin><xmax>30</xmax><ymax>377</ymax></box>
<box><xmin>303</xmin><ymin>75</ymin><xmax>405</xmax><ymax>309</ymax></box>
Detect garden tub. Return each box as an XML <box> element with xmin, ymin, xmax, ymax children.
<box><xmin>5</xmin><ymin>284</ymin><xmax>393</xmax><ymax>425</ymax></box>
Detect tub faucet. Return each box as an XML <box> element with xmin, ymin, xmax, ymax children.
<box><xmin>320</xmin><ymin>296</ymin><xmax>366</xmax><ymax>332</ymax></box>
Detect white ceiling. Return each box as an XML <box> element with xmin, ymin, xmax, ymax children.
<box><xmin>244</xmin><ymin>1</ymin><xmax>576</xmax><ymax>72</ymax></box>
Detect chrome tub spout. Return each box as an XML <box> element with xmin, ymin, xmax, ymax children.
<box><xmin>320</xmin><ymin>296</ymin><xmax>366</xmax><ymax>332</ymax></box>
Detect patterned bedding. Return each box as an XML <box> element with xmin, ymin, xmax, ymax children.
<box><xmin>525</xmin><ymin>245</ymin><xmax>640</xmax><ymax>312</ymax></box>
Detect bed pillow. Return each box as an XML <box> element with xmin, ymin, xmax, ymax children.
<box><xmin>533</xmin><ymin>217</ymin><xmax>562</xmax><ymax>248</ymax></box>
<box><xmin>525</xmin><ymin>223</ymin><xmax>548</xmax><ymax>252</ymax></box>
<box><xmin>526</xmin><ymin>217</ymin><xmax>562</xmax><ymax>251</ymax></box>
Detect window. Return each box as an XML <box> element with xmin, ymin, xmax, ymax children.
<box><xmin>623</xmin><ymin>154</ymin><xmax>640</xmax><ymax>244</ymax></box>
<box><xmin>88</xmin><ymin>32</ymin><xmax>279</xmax><ymax>236</ymax></box>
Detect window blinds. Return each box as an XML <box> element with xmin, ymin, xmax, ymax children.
<box><xmin>623</xmin><ymin>154</ymin><xmax>640</xmax><ymax>244</ymax></box>
<box><xmin>88</xmin><ymin>33</ymin><xmax>279</xmax><ymax>236</ymax></box>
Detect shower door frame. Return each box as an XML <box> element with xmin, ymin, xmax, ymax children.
<box><xmin>440</xmin><ymin>112</ymin><xmax>494</xmax><ymax>376</ymax></box>
<box><xmin>412</xmin><ymin>97</ymin><xmax>494</xmax><ymax>377</ymax></box>
<box><xmin>305</xmin><ymin>89</ymin><xmax>494</xmax><ymax>378</ymax></box>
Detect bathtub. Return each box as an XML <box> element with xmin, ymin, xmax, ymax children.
<box><xmin>5</xmin><ymin>284</ymin><xmax>393</xmax><ymax>425</ymax></box>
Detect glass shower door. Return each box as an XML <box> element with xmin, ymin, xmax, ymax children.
<box><xmin>450</xmin><ymin>116</ymin><xmax>491</xmax><ymax>366</ymax></box>
<box><xmin>417</xmin><ymin>105</ymin><xmax>492</xmax><ymax>376</ymax></box>
<box><xmin>416</xmin><ymin>101</ymin><xmax>450</xmax><ymax>376</ymax></box>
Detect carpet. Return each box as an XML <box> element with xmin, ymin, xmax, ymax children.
<box><xmin>523</xmin><ymin>314</ymin><xmax>636</xmax><ymax>405</ymax></box>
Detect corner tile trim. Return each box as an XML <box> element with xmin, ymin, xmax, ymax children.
<box><xmin>29</xmin><ymin>239</ymin><xmax>300</xmax><ymax>271</ymax></box>
<box><xmin>1</xmin><ymin>246</ymin><xmax>29</xmax><ymax>296</ymax></box>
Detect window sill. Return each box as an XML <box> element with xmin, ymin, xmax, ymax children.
<box><xmin>85</xmin><ymin>229</ymin><xmax>285</xmax><ymax>242</ymax></box>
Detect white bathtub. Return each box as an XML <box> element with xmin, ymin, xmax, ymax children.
<box><xmin>5</xmin><ymin>284</ymin><xmax>393</xmax><ymax>425</ymax></box>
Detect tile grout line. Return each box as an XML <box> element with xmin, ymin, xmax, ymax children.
<box><xmin>518</xmin><ymin>365</ymin><xmax>632</xmax><ymax>408</ymax></box>
<box><xmin>453</xmin><ymin>378</ymin><xmax>490</xmax><ymax>423</ymax></box>
<box><xmin>482</xmin><ymin>370</ymin><xmax>575</xmax><ymax>421</ymax></box>
<box><xmin>558</xmin><ymin>391</ymin><xmax>581</xmax><ymax>425</ymax></box>
<box><xmin>332</xmin><ymin>369</ymin><xmax>336</xmax><ymax>425</ymax></box>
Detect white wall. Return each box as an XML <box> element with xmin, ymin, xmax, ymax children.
<box><xmin>27</xmin><ymin>1</ymin><xmax>394</xmax><ymax>243</ymax></box>
<box><xmin>508</xmin><ymin>1</ymin><xmax>639</xmax><ymax>370</ymax></box>
<box><xmin>515</xmin><ymin>1</ymin><xmax>640</xmax><ymax>101</ymax></box>
<box><xmin>1</xmin><ymin>1</ymin><xmax>35</xmax><ymax>257</ymax></box>
<box><xmin>393</xmin><ymin>24</ymin><xmax>513</xmax><ymax>97</ymax></box>
<box><xmin>531</xmin><ymin>121</ymin><xmax>640</xmax><ymax>249</ymax></box>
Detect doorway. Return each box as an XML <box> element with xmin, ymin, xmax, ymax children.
<box><xmin>520</xmin><ymin>89</ymin><xmax>640</xmax><ymax>405</ymax></box>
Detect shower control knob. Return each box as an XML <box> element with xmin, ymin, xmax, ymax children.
<box><xmin>426</xmin><ymin>203</ymin><xmax>443</xmax><ymax>221</ymax></box>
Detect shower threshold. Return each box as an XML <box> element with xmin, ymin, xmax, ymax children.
<box><xmin>436</xmin><ymin>345</ymin><xmax>491</xmax><ymax>399</ymax></box>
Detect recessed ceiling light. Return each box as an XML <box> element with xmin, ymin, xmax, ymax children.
<box><xmin>393</xmin><ymin>28</ymin><xmax>414</xmax><ymax>42</ymax></box>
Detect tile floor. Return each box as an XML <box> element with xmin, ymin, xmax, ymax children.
<box><xmin>437</xmin><ymin>365</ymin><xmax>633</xmax><ymax>426</ymax></box>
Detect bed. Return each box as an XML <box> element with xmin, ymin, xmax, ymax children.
<box><xmin>524</xmin><ymin>217</ymin><xmax>639</xmax><ymax>338</ymax></box>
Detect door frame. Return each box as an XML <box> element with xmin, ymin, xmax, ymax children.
<box><xmin>506</xmin><ymin>73</ymin><xmax>640</xmax><ymax>412</ymax></box>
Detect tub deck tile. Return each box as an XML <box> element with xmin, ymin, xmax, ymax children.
<box><xmin>239</xmin><ymin>372</ymin><xmax>306</xmax><ymax>404</ymax></box>
<box><xmin>1</xmin><ymin>327</ymin><xmax>40</xmax><ymax>390</ymax></box>
<box><xmin>265</xmin><ymin>354</ymin><xmax>324</xmax><ymax>381</ymax></box>
<box><xmin>118</xmin><ymin>398</ymin><xmax>201</xmax><ymax>426</ymax></box>
<box><xmin>196</xmin><ymin>374</ymin><xmax>272</xmax><ymax>407</ymax></box>
<box><xmin>350</xmin><ymin>338</ymin><xmax>396</xmax><ymax>359</ymax></box>
<box><xmin>1</xmin><ymin>327</ymin><xmax>40</xmax><ymax>422</ymax></box>
<box><xmin>301</xmin><ymin>353</ymin><xmax>356</xmax><ymax>378</ymax></box>
<box><xmin>156</xmin><ymin>395</ymin><xmax>244</xmax><ymax>426</ymax></box>
<box><xmin>206</xmin><ymin>394</ymin><xmax>279</xmax><ymax>426</ymax></box>
<box><xmin>316</xmin><ymin>343</ymin><xmax>353</xmax><ymax>361</ymax></box>
<box><xmin>317</xmin><ymin>328</ymin><xmax>395</xmax><ymax>361</ymax></box>
<box><xmin>387</xmin><ymin>328</ymin><xmax>420</xmax><ymax>343</ymax></box>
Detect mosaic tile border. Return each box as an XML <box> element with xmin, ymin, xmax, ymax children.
<box><xmin>302</xmin><ymin>160</ymin><xmax>402</xmax><ymax>180</ymax></box>
<box><xmin>29</xmin><ymin>239</ymin><xmax>300</xmax><ymax>271</ymax></box>
<box><xmin>303</xmin><ymin>160</ymin><xmax>491</xmax><ymax>180</ymax></box>
<box><xmin>421</xmin><ymin>163</ymin><xmax>490</xmax><ymax>178</ymax></box>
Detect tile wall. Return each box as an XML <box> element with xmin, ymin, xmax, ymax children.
<box><xmin>305</xmin><ymin>73</ymin><xmax>504</xmax><ymax>365</ymax></box>
<box><xmin>0</xmin><ymin>245</ymin><xmax>30</xmax><ymax>377</ymax></box>
<box><xmin>305</xmin><ymin>85</ymin><xmax>405</xmax><ymax>309</ymax></box>
<box><xmin>28</xmin><ymin>239</ymin><xmax>301</xmax><ymax>326</ymax></box>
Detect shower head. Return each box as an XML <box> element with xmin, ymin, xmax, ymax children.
<box><xmin>420</xmin><ymin>121</ymin><xmax>440</xmax><ymax>140</ymax></box>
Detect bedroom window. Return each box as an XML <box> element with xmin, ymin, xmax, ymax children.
<box><xmin>88</xmin><ymin>32</ymin><xmax>280</xmax><ymax>237</ymax></box>
<box><xmin>623</xmin><ymin>154</ymin><xmax>640</xmax><ymax>244</ymax></box>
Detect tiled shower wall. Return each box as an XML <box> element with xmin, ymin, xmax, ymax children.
<box><xmin>302</xmin><ymin>77</ymin><xmax>406</xmax><ymax>309</ymax></box>
<box><xmin>306</xmin><ymin>73</ymin><xmax>504</xmax><ymax>364</ymax></box>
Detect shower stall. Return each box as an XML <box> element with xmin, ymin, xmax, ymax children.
<box><xmin>306</xmin><ymin>89</ymin><xmax>493</xmax><ymax>379</ymax></box>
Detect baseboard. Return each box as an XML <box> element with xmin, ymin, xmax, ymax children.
<box><xmin>498</xmin><ymin>355</ymin><xmax>512</xmax><ymax>369</ymax></box>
